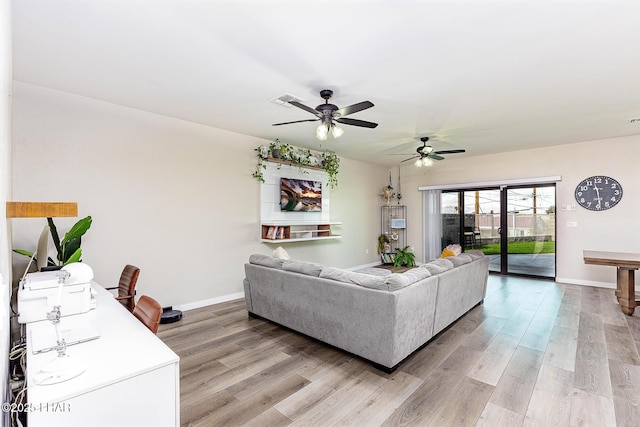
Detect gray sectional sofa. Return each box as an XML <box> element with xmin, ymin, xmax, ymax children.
<box><xmin>243</xmin><ymin>251</ymin><xmax>489</xmax><ymax>371</ymax></box>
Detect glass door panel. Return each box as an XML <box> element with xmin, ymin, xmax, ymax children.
<box><xmin>505</xmin><ymin>187</ymin><xmax>556</xmax><ymax>278</ymax></box>
<box><xmin>463</xmin><ymin>189</ymin><xmax>501</xmax><ymax>273</ymax></box>
<box><xmin>440</xmin><ymin>192</ymin><xmax>461</xmax><ymax>249</ymax></box>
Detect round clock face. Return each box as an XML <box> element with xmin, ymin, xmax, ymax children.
<box><xmin>574</xmin><ymin>176</ymin><xmax>623</xmax><ymax>211</ymax></box>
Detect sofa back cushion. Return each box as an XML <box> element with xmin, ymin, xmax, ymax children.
<box><xmin>466</xmin><ymin>250</ymin><xmax>486</xmax><ymax>260</ymax></box>
<box><xmin>448</xmin><ymin>254</ymin><xmax>472</xmax><ymax>267</ymax></box>
<box><xmin>282</xmin><ymin>260</ymin><xmax>324</xmax><ymax>277</ymax></box>
<box><xmin>384</xmin><ymin>268</ymin><xmax>432</xmax><ymax>291</ymax></box>
<box><xmin>249</xmin><ymin>254</ymin><xmax>284</xmax><ymax>269</ymax></box>
<box><xmin>422</xmin><ymin>258</ymin><xmax>454</xmax><ymax>275</ymax></box>
<box><xmin>319</xmin><ymin>267</ymin><xmax>387</xmax><ymax>290</ymax></box>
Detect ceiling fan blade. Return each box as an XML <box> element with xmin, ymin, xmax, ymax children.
<box><xmin>289</xmin><ymin>101</ymin><xmax>321</xmax><ymax>116</ymax></box>
<box><xmin>272</xmin><ymin>118</ymin><xmax>319</xmax><ymax>126</ymax></box>
<box><xmin>335</xmin><ymin>117</ymin><xmax>378</xmax><ymax>128</ymax></box>
<box><xmin>434</xmin><ymin>149</ymin><xmax>466</xmax><ymax>154</ymax></box>
<box><xmin>336</xmin><ymin>101</ymin><xmax>374</xmax><ymax>117</ymax></box>
<box><xmin>401</xmin><ymin>156</ymin><xmax>419</xmax><ymax>163</ymax></box>
<box><xmin>430</xmin><ymin>154</ymin><xmax>445</xmax><ymax>160</ymax></box>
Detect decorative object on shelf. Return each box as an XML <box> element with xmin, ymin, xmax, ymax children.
<box><xmin>14</xmin><ymin>216</ymin><xmax>93</xmax><ymax>268</ymax></box>
<box><xmin>380</xmin><ymin>171</ymin><xmax>395</xmax><ymax>206</ymax></box>
<box><xmin>377</xmin><ymin>233</ymin><xmax>390</xmax><ymax>255</ymax></box>
<box><xmin>393</xmin><ymin>246</ymin><xmax>416</xmax><ymax>267</ymax></box>
<box><xmin>574</xmin><ymin>175</ymin><xmax>622</xmax><ymax>211</ymax></box>
<box><xmin>252</xmin><ymin>141</ymin><xmax>340</xmax><ymax>188</ymax></box>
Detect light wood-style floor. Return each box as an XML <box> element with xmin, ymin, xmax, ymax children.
<box><xmin>158</xmin><ymin>275</ymin><xmax>640</xmax><ymax>426</ymax></box>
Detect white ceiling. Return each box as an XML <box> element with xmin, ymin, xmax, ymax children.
<box><xmin>11</xmin><ymin>0</ymin><xmax>640</xmax><ymax>165</ymax></box>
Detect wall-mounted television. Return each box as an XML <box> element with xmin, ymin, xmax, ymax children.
<box><xmin>280</xmin><ymin>178</ymin><xmax>322</xmax><ymax>212</ymax></box>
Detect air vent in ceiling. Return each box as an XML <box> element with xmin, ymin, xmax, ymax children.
<box><xmin>270</xmin><ymin>93</ymin><xmax>305</xmax><ymax>108</ymax></box>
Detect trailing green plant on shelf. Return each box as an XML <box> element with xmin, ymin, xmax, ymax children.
<box><xmin>377</xmin><ymin>233</ymin><xmax>390</xmax><ymax>255</ymax></box>
<box><xmin>252</xmin><ymin>141</ymin><xmax>340</xmax><ymax>188</ymax></box>
<box><xmin>393</xmin><ymin>245</ymin><xmax>416</xmax><ymax>268</ymax></box>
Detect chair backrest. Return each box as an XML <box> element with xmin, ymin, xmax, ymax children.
<box><xmin>117</xmin><ymin>265</ymin><xmax>140</xmax><ymax>312</ymax></box>
<box><xmin>132</xmin><ymin>295</ymin><xmax>162</xmax><ymax>334</ymax></box>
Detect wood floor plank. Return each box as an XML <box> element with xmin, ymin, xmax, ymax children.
<box><xmin>467</xmin><ymin>332</ymin><xmax>520</xmax><ymax>386</ymax></box>
<box><xmin>336</xmin><ymin>371</ymin><xmax>423</xmax><ymax>426</ymax></box>
<box><xmin>543</xmin><ymin>324</ymin><xmax>578</xmax><ymax>371</ymax></box>
<box><xmin>569</xmin><ymin>388</ymin><xmax>616</xmax><ymax>427</ymax></box>
<box><xmin>574</xmin><ymin>335</ymin><xmax>612</xmax><ymax>398</ymax></box>
<box><xmin>555</xmin><ymin>301</ymin><xmax>581</xmax><ymax>329</ymax></box>
<box><xmin>382</xmin><ymin>345</ymin><xmax>482</xmax><ymax>426</ymax></box>
<box><xmin>519</xmin><ymin>314</ymin><xmax>555</xmax><ymax>352</ymax></box>
<box><xmin>608</xmin><ymin>359</ymin><xmax>640</xmax><ymax>427</ymax></box>
<box><xmin>192</xmin><ymin>372</ymin><xmax>310</xmax><ymax>427</ymax></box>
<box><xmin>476</xmin><ymin>402</ymin><xmax>524</xmax><ymax>427</ymax></box>
<box><xmin>523</xmin><ymin>364</ymin><xmax>574</xmax><ymax>427</ymax></box>
<box><xmin>464</xmin><ymin>316</ymin><xmax>509</xmax><ymax>352</ymax></box>
<box><xmin>428</xmin><ymin>377</ymin><xmax>494</xmax><ymax>426</ymax></box>
<box><xmin>288</xmin><ymin>369</ymin><xmax>387</xmax><ymax>426</ymax></box>
<box><xmin>490</xmin><ymin>345</ymin><xmax>544</xmax><ymax>414</ymax></box>
<box><xmin>501</xmin><ymin>307</ymin><xmax>537</xmax><ymax>338</ymax></box>
<box><xmin>604</xmin><ymin>324</ymin><xmax>640</xmax><ymax>366</ymax></box>
<box><xmin>401</xmin><ymin>326</ymin><xmax>468</xmax><ymax>379</ymax></box>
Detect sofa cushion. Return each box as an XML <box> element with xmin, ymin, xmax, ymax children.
<box><xmin>422</xmin><ymin>258</ymin><xmax>454</xmax><ymax>275</ymax></box>
<box><xmin>319</xmin><ymin>267</ymin><xmax>387</xmax><ymax>290</ymax></box>
<box><xmin>448</xmin><ymin>254</ymin><xmax>472</xmax><ymax>267</ymax></box>
<box><xmin>466</xmin><ymin>250</ymin><xmax>486</xmax><ymax>260</ymax></box>
<box><xmin>384</xmin><ymin>268</ymin><xmax>432</xmax><ymax>291</ymax></box>
<box><xmin>282</xmin><ymin>260</ymin><xmax>324</xmax><ymax>277</ymax></box>
<box><xmin>249</xmin><ymin>254</ymin><xmax>284</xmax><ymax>269</ymax></box>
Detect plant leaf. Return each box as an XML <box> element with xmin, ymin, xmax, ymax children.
<box><xmin>61</xmin><ymin>216</ymin><xmax>92</xmax><ymax>245</ymax></box>
<box><xmin>47</xmin><ymin>218</ymin><xmax>62</xmax><ymax>257</ymax></box>
<box><xmin>63</xmin><ymin>248</ymin><xmax>82</xmax><ymax>265</ymax></box>
<box><xmin>62</xmin><ymin>237</ymin><xmax>82</xmax><ymax>263</ymax></box>
<box><xmin>13</xmin><ymin>249</ymin><xmax>35</xmax><ymax>258</ymax></box>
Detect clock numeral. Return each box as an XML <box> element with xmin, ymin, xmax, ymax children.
<box><xmin>611</xmin><ymin>196</ymin><xmax>617</xmax><ymax>202</ymax></box>
<box><xmin>580</xmin><ymin>186</ymin><xmax>588</xmax><ymax>191</ymax></box>
<box><xmin>595</xmin><ymin>177</ymin><xmax>602</xmax><ymax>183</ymax></box>
<box><xmin>614</xmin><ymin>190</ymin><xmax>620</xmax><ymax>195</ymax></box>
<box><xmin>586</xmin><ymin>202</ymin><xmax>592</xmax><ymax>207</ymax></box>
<box><xmin>585</xmin><ymin>181</ymin><xmax>593</xmax><ymax>186</ymax></box>
<box><xmin>577</xmin><ymin>191</ymin><xmax>582</xmax><ymax>197</ymax></box>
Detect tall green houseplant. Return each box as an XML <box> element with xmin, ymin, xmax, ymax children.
<box><xmin>13</xmin><ymin>216</ymin><xmax>93</xmax><ymax>266</ymax></box>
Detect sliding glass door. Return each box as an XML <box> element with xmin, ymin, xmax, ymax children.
<box><xmin>440</xmin><ymin>185</ymin><xmax>555</xmax><ymax>279</ymax></box>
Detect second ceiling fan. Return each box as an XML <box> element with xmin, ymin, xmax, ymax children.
<box><xmin>273</xmin><ymin>89</ymin><xmax>378</xmax><ymax>140</ymax></box>
<box><xmin>402</xmin><ymin>137</ymin><xmax>466</xmax><ymax>167</ymax></box>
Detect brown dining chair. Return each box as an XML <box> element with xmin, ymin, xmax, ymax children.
<box><xmin>105</xmin><ymin>265</ymin><xmax>140</xmax><ymax>312</ymax></box>
<box><xmin>132</xmin><ymin>295</ymin><xmax>163</xmax><ymax>334</ymax></box>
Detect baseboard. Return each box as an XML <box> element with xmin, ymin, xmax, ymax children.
<box><xmin>174</xmin><ymin>291</ymin><xmax>245</xmax><ymax>312</ymax></box>
<box><xmin>555</xmin><ymin>277</ymin><xmax>616</xmax><ymax>289</ymax></box>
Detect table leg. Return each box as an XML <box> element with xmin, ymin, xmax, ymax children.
<box><xmin>615</xmin><ymin>267</ymin><xmax>637</xmax><ymax>315</ymax></box>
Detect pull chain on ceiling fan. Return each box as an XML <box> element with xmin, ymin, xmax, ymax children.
<box><xmin>273</xmin><ymin>89</ymin><xmax>378</xmax><ymax>140</ymax></box>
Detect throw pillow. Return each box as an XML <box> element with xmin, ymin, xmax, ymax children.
<box><xmin>272</xmin><ymin>246</ymin><xmax>291</xmax><ymax>260</ymax></box>
<box><xmin>441</xmin><ymin>248</ymin><xmax>456</xmax><ymax>258</ymax></box>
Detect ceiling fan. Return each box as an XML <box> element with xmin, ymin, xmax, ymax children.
<box><xmin>401</xmin><ymin>137</ymin><xmax>466</xmax><ymax>167</ymax></box>
<box><xmin>272</xmin><ymin>89</ymin><xmax>378</xmax><ymax>140</ymax></box>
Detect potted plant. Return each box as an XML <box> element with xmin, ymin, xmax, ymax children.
<box><xmin>321</xmin><ymin>151</ymin><xmax>340</xmax><ymax>188</ymax></box>
<box><xmin>13</xmin><ymin>216</ymin><xmax>93</xmax><ymax>267</ymax></box>
<box><xmin>377</xmin><ymin>233</ymin><xmax>390</xmax><ymax>255</ymax></box>
<box><xmin>393</xmin><ymin>245</ymin><xmax>416</xmax><ymax>267</ymax></box>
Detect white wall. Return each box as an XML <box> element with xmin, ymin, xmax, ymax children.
<box><xmin>1</xmin><ymin>0</ymin><xmax>11</xmax><ymax>419</ymax></box>
<box><xmin>11</xmin><ymin>82</ymin><xmax>388</xmax><ymax>309</ymax></box>
<box><xmin>399</xmin><ymin>135</ymin><xmax>640</xmax><ymax>287</ymax></box>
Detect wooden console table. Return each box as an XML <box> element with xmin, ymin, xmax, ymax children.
<box><xmin>583</xmin><ymin>250</ymin><xmax>640</xmax><ymax>315</ymax></box>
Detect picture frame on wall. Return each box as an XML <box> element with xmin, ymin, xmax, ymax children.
<box><xmin>391</xmin><ymin>218</ymin><xmax>406</xmax><ymax>229</ymax></box>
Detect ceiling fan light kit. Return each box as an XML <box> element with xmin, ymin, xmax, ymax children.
<box><xmin>273</xmin><ymin>89</ymin><xmax>377</xmax><ymax>141</ymax></box>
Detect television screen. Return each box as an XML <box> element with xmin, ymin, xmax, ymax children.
<box><xmin>280</xmin><ymin>178</ymin><xmax>322</xmax><ymax>212</ymax></box>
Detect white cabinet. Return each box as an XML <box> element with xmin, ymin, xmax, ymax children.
<box><xmin>26</xmin><ymin>283</ymin><xmax>180</xmax><ymax>427</ymax></box>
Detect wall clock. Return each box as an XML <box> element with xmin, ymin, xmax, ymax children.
<box><xmin>574</xmin><ymin>176</ymin><xmax>623</xmax><ymax>211</ymax></box>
